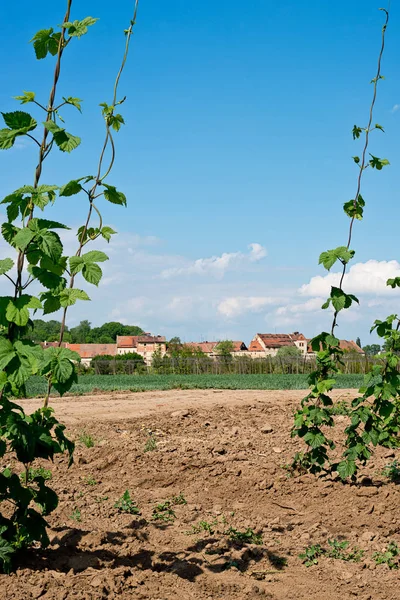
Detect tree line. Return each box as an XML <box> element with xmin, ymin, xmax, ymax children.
<box><xmin>26</xmin><ymin>320</ymin><xmax>144</xmax><ymax>344</ymax></box>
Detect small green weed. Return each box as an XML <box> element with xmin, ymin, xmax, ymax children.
<box><xmin>299</xmin><ymin>544</ymin><xmax>325</xmax><ymax>567</ymax></box>
<box><xmin>70</xmin><ymin>508</ymin><xmax>81</xmax><ymax>522</ymax></box>
<box><xmin>114</xmin><ymin>490</ymin><xmax>140</xmax><ymax>514</ymax></box>
<box><xmin>327</xmin><ymin>539</ymin><xmax>364</xmax><ymax>562</ymax></box>
<box><xmin>152</xmin><ymin>501</ymin><xmax>176</xmax><ymax>522</ymax></box>
<box><xmin>20</xmin><ymin>467</ymin><xmax>52</xmax><ymax>483</ymax></box>
<box><xmin>381</xmin><ymin>460</ymin><xmax>400</xmax><ymax>482</ymax></box>
<box><xmin>144</xmin><ymin>435</ymin><xmax>157</xmax><ymax>452</ymax></box>
<box><xmin>373</xmin><ymin>542</ymin><xmax>400</xmax><ymax>569</ymax></box>
<box><xmin>329</xmin><ymin>400</ymin><xmax>351</xmax><ymax>416</ymax></box>
<box><xmin>83</xmin><ymin>475</ymin><xmax>97</xmax><ymax>486</ymax></box>
<box><xmin>79</xmin><ymin>431</ymin><xmax>95</xmax><ymax>448</ymax></box>
<box><xmin>171</xmin><ymin>492</ymin><xmax>187</xmax><ymax>505</ymax></box>
<box><xmin>187</xmin><ymin>519</ymin><xmax>218</xmax><ymax>535</ymax></box>
<box><xmin>226</xmin><ymin>527</ymin><xmax>263</xmax><ymax>546</ymax></box>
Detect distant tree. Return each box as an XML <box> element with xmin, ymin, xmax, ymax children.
<box><xmin>216</xmin><ymin>340</ymin><xmax>235</xmax><ymax>356</ymax></box>
<box><xmin>356</xmin><ymin>337</ymin><xmax>362</xmax><ymax>348</ymax></box>
<box><xmin>276</xmin><ymin>345</ymin><xmax>302</xmax><ymax>358</ymax></box>
<box><xmin>28</xmin><ymin>319</ymin><xmax>71</xmax><ymax>343</ymax></box>
<box><xmin>70</xmin><ymin>320</ymin><xmax>92</xmax><ymax>343</ymax></box>
<box><xmin>362</xmin><ymin>344</ymin><xmax>381</xmax><ymax>356</ymax></box>
<box><xmin>167</xmin><ymin>337</ymin><xmax>182</xmax><ymax>353</ymax></box>
<box><xmin>87</xmin><ymin>321</ymin><xmax>144</xmax><ymax>342</ymax></box>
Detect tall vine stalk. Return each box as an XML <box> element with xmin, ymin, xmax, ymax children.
<box><xmin>0</xmin><ymin>0</ymin><xmax>140</xmax><ymax>572</ymax></box>
<box><xmin>292</xmin><ymin>8</ymin><xmax>399</xmax><ymax>481</ymax></box>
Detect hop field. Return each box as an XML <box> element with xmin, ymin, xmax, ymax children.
<box><xmin>25</xmin><ymin>373</ymin><xmax>365</xmax><ymax>397</ymax></box>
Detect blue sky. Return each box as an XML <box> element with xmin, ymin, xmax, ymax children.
<box><xmin>1</xmin><ymin>0</ymin><xmax>400</xmax><ymax>346</ymax></box>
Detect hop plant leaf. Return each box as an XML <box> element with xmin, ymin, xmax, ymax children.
<box><xmin>30</xmin><ymin>29</ymin><xmax>61</xmax><ymax>60</ymax></box>
<box><xmin>62</xmin><ymin>17</ymin><xmax>99</xmax><ymax>38</ymax></box>
<box><xmin>14</xmin><ymin>91</ymin><xmax>36</xmax><ymax>104</ymax></box>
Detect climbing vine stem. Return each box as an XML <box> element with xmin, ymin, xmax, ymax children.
<box><xmin>291</xmin><ymin>8</ymin><xmax>397</xmax><ymax>482</ymax></box>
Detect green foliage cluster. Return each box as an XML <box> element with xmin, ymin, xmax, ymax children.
<box><xmin>152</xmin><ymin>501</ymin><xmax>176</xmax><ymax>522</ymax></box>
<box><xmin>292</xmin><ymin>9</ymin><xmax>400</xmax><ymax>482</ymax></box>
<box><xmin>23</xmin><ymin>319</ymin><xmax>143</xmax><ymax>344</ymax></box>
<box><xmin>0</xmin><ymin>0</ymin><xmax>139</xmax><ymax>572</ymax></box>
<box><xmin>300</xmin><ymin>540</ymin><xmax>363</xmax><ymax>567</ymax></box>
<box><xmin>373</xmin><ymin>542</ymin><xmax>400</xmax><ymax>569</ymax></box>
<box><xmin>114</xmin><ymin>490</ymin><xmax>140</xmax><ymax>515</ymax></box>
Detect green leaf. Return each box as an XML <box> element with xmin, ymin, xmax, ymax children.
<box><xmin>387</xmin><ymin>278</ymin><xmax>400</xmax><ymax>289</ymax></box>
<box><xmin>59</xmin><ymin>288</ymin><xmax>90</xmax><ymax>307</ymax></box>
<box><xmin>69</xmin><ymin>256</ymin><xmax>84</xmax><ymax>274</ymax></box>
<box><xmin>14</xmin><ymin>91</ymin><xmax>36</xmax><ymax>104</ymax></box>
<box><xmin>0</xmin><ymin>112</ymin><xmax>37</xmax><ymax>149</ymax></box>
<box><xmin>0</xmin><ymin>537</ymin><xmax>15</xmax><ymax>572</ymax></box>
<box><xmin>2</xmin><ymin>111</ymin><xmax>37</xmax><ymax>131</ymax></box>
<box><xmin>37</xmin><ymin>231</ymin><xmax>63</xmax><ymax>262</ymax></box>
<box><xmin>0</xmin><ymin>258</ymin><xmax>14</xmax><ymax>275</ymax></box>
<box><xmin>59</xmin><ymin>180</ymin><xmax>84</xmax><ymax>197</ymax></box>
<box><xmin>375</xmin><ymin>123</ymin><xmax>385</xmax><ymax>132</ymax></box>
<box><xmin>352</xmin><ymin>156</ymin><xmax>360</xmax><ymax>164</ymax></box>
<box><xmin>82</xmin><ymin>250</ymin><xmax>108</xmax><ymax>263</ymax></box>
<box><xmin>82</xmin><ymin>262</ymin><xmax>102</xmax><ymax>286</ymax></box>
<box><xmin>41</xmin><ymin>293</ymin><xmax>61</xmax><ymax>315</ymax></box>
<box><xmin>30</xmin><ymin>29</ymin><xmax>61</xmax><ymax>59</ymax></box>
<box><xmin>62</xmin><ymin>16</ymin><xmax>99</xmax><ymax>38</ymax></box>
<box><xmin>1</xmin><ymin>223</ymin><xmax>19</xmax><ymax>245</ymax></box>
<box><xmin>319</xmin><ymin>246</ymin><xmax>355</xmax><ymax>271</ymax></box>
<box><xmin>343</xmin><ymin>194</ymin><xmax>365</xmax><ymax>220</ymax></box>
<box><xmin>337</xmin><ymin>460</ymin><xmax>357</xmax><ymax>480</ymax></box>
<box><xmin>102</xmin><ymin>184</ymin><xmax>127</xmax><ymax>206</ymax></box>
<box><xmin>31</xmin><ymin>218</ymin><xmax>69</xmax><ymax>231</ymax></box>
<box><xmin>14</xmin><ymin>227</ymin><xmax>35</xmax><ymax>251</ymax></box>
<box><xmin>62</xmin><ymin>97</ymin><xmax>82</xmax><ymax>112</ymax></box>
<box><xmin>101</xmin><ymin>226</ymin><xmax>117</xmax><ymax>242</ymax></box>
<box><xmin>369</xmin><ymin>154</ymin><xmax>390</xmax><ymax>170</ymax></box>
<box><xmin>109</xmin><ymin>113</ymin><xmax>125</xmax><ymax>131</ymax></box>
<box><xmin>330</xmin><ymin>287</ymin><xmax>359</xmax><ymax>312</ymax></box>
<box><xmin>29</xmin><ymin>266</ymin><xmax>65</xmax><ymax>290</ymax></box>
<box><xmin>6</xmin><ymin>296</ymin><xmax>42</xmax><ymax>326</ymax></box>
<box><xmin>0</xmin><ymin>129</ymin><xmax>16</xmax><ymax>150</ymax></box>
<box><xmin>0</xmin><ymin>337</ymin><xmax>16</xmax><ymax>370</ymax></box>
<box><xmin>40</xmin><ymin>255</ymin><xmax>67</xmax><ymax>275</ymax></box>
<box><xmin>42</xmin><ymin>121</ymin><xmax>81</xmax><ymax>153</ymax></box>
<box><xmin>352</xmin><ymin>125</ymin><xmax>362</xmax><ymax>139</ymax></box>
<box><xmin>303</xmin><ymin>430</ymin><xmax>326</xmax><ymax>449</ymax></box>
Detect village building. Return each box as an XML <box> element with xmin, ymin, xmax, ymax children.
<box><xmin>116</xmin><ymin>335</ymin><xmax>167</xmax><ymax>365</ymax></box>
<box><xmin>250</xmin><ymin>332</ymin><xmax>308</xmax><ymax>356</ymax></box>
<box><xmin>183</xmin><ymin>341</ymin><xmax>248</xmax><ymax>358</ymax></box>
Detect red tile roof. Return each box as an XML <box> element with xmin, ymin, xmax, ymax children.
<box><xmin>67</xmin><ymin>344</ymin><xmax>117</xmax><ymax>358</ymax></box>
<box><xmin>257</xmin><ymin>333</ymin><xmax>306</xmax><ymax>349</ymax></box>
<box><xmin>248</xmin><ymin>340</ymin><xmax>264</xmax><ymax>352</ymax></box>
<box><xmin>184</xmin><ymin>341</ymin><xmax>247</xmax><ymax>353</ymax></box>
<box><xmin>117</xmin><ymin>335</ymin><xmax>166</xmax><ymax>347</ymax></box>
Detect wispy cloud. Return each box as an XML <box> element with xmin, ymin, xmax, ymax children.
<box><xmin>218</xmin><ymin>296</ymin><xmax>279</xmax><ymax>318</ymax></box>
<box><xmin>391</xmin><ymin>104</ymin><xmax>399</xmax><ymax>113</ymax></box>
<box><xmin>160</xmin><ymin>243</ymin><xmax>267</xmax><ymax>279</ymax></box>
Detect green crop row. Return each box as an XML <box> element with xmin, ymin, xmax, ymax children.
<box><xmin>25</xmin><ymin>373</ymin><xmax>365</xmax><ymax>398</ymax></box>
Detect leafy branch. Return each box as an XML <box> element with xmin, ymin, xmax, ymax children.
<box><xmin>292</xmin><ymin>8</ymin><xmax>394</xmax><ymax>481</ymax></box>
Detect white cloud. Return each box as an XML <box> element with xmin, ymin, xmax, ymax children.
<box><xmin>160</xmin><ymin>243</ymin><xmax>267</xmax><ymax>279</ymax></box>
<box><xmin>218</xmin><ymin>296</ymin><xmax>278</xmax><ymax>318</ymax></box>
<box><xmin>300</xmin><ymin>260</ymin><xmax>400</xmax><ymax>297</ymax></box>
<box><xmin>248</xmin><ymin>243</ymin><xmax>267</xmax><ymax>262</ymax></box>
<box><xmin>391</xmin><ymin>104</ymin><xmax>399</xmax><ymax>113</ymax></box>
<box><xmin>276</xmin><ymin>297</ymin><xmax>327</xmax><ymax>316</ymax></box>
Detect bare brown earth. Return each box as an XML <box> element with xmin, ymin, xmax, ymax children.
<box><xmin>1</xmin><ymin>389</ymin><xmax>399</xmax><ymax>600</ymax></box>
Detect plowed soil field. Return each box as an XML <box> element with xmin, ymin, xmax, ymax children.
<box><xmin>1</xmin><ymin>389</ymin><xmax>399</xmax><ymax>600</ymax></box>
